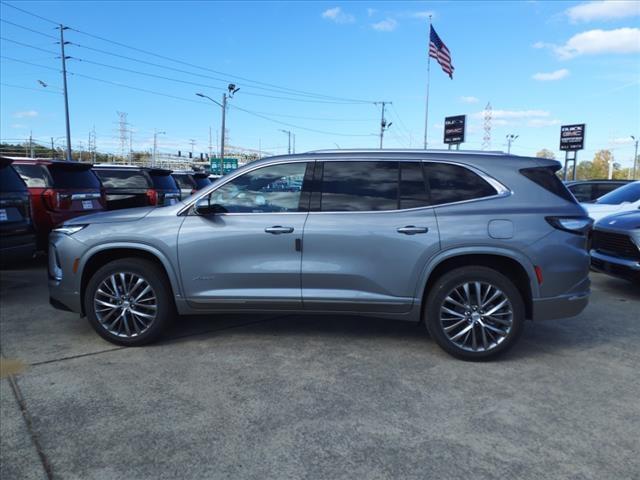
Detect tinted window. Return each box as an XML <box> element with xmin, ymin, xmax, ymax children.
<box><xmin>567</xmin><ymin>183</ymin><xmax>594</xmax><ymax>202</ymax></box>
<box><xmin>424</xmin><ymin>163</ymin><xmax>497</xmax><ymax>205</ymax></box>
<box><xmin>596</xmin><ymin>183</ymin><xmax>626</xmax><ymax>200</ymax></box>
<box><xmin>320</xmin><ymin>161</ymin><xmax>398</xmax><ymax>212</ymax></box>
<box><xmin>194</xmin><ymin>176</ymin><xmax>211</xmax><ymax>189</ymax></box>
<box><xmin>151</xmin><ymin>173</ymin><xmax>178</xmax><ymax>191</ymax></box>
<box><xmin>48</xmin><ymin>165</ymin><xmax>101</xmax><ymax>189</ymax></box>
<box><xmin>400</xmin><ymin>162</ymin><xmax>429</xmax><ymax>209</ymax></box>
<box><xmin>520</xmin><ymin>166</ymin><xmax>575</xmax><ymax>203</ymax></box>
<box><xmin>173</xmin><ymin>174</ymin><xmax>196</xmax><ymax>190</ymax></box>
<box><xmin>210</xmin><ymin>162</ymin><xmax>308</xmax><ymax>213</ymax></box>
<box><xmin>0</xmin><ymin>164</ymin><xmax>27</xmax><ymax>192</ymax></box>
<box><xmin>95</xmin><ymin>169</ymin><xmax>150</xmax><ymax>189</ymax></box>
<box><xmin>596</xmin><ymin>182</ymin><xmax>640</xmax><ymax>205</ymax></box>
<box><xmin>13</xmin><ymin>164</ymin><xmax>49</xmax><ymax>187</ymax></box>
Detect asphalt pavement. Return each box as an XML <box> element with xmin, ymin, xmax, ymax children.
<box><xmin>1</xmin><ymin>260</ymin><xmax>638</xmax><ymax>479</ymax></box>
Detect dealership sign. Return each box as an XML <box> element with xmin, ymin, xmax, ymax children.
<box><xmin>443</xmin><ymin>115</ymin><xmax>466</xmax><ymax>145</ymax></box>
<box><xmin>559</xmin><ymin>124</ymin><xmax>585</xmax><ymax>151</ymax></box>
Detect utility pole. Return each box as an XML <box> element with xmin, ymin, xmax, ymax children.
<box><xmin>279</xmin><ymin>129</ymin><xmax>292</xmax><ymax>154</ymax></box>
<box><xmin>292</xmin><ymin>133</ymin><xmax>296</xmax><ymax>154</ymax></box>
<box><xmin>29</xmin><ymin>131</ymin><xmax>34</xmax><ymax>158</ymax></box>
<box><xmin>375</xmin><ymin>101</ymin><xmax>392</xmax><ymax>149</ymax></box>
<box><xmin>208</xmin><ymin>126</ymin><xmax>213</xmax><ymax>160</ymax></box>
<box><xmin>51</xmin><ymin>137</ymin><xmax>55</xmax><ymax>159</ymax></box>
<box><xmin>506</xmin><ymin>134</ymin><xmax>518</xmax><ymax>154</ymax></box>
<box><xmin>59</xmin><ymin>25</ymin><xmax>73</xmax><ymax>161</ymax></box>
<box><xmin>153</xmin><ymin>129</ymin><xmax>165</xmax><ymax>166</ymax></box>
<box><xmin>631</xmin><ymin>135</ymin><xmax>638</xmax><ymax>180</ymax></box>
<box><xmin>129</xmin><ymin>131</ymin><xmax>133</xmax><ymax>164</ymax></box>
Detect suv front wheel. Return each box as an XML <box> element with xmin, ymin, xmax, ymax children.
<box><xmin>425</xmin><ymin>266</ymin><xmax>525</xmax><ymax>361</ymax></box>
<box><xmin>84</xmin><ymin>258</ymin><xmax>174</xmax><ymax>346</ymax></box>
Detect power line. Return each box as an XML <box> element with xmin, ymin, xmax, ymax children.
<box><xmin>0</xmin><ymin>1</ymin><xmax>375</xmax><ymax>104</ymax></box>
<box><xmin>0</xmin><ymin>36</ymin><xmax>58</xmax><ymax>55</ymax></box>
<box><xmin>0</xmin><ymin>18</ymin><xmax>58</xmax><ymax>39</ymax></box>
<box><xmin>0</xmin><ymin>82</ymin><xmax>62</xmax><ymax>94</ymax></box>
<box><xmin>0</xmin><ymin>55</ymin><xmax>60</xmax><ymax>71</ymax></box>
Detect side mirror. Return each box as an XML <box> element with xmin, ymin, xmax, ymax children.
<box><xmin>193</xmin><ymin>197</ymin><xmax>227</xmax><ymax>215</ymax></box>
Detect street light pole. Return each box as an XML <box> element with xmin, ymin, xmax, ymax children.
<box><xmin>153</xmin><ymin>130</ymin><xmax>165</xmax><ymax>166</ymax></box>
<box><xmin>279</xmin><ymin>129</ymin><xmax>292</xmax><ymax>154</ymax></box>
<box><xmin>197</xmin><ymin>84</ymin><xmax>239</xmax><ymax>175</ymax></box>
<box><xmin>632</xmin><ymin>135</ymin><xmax>638</xmax><ymax>180</ymax></box>
<box><xmin>59</xmin><ymin>24</ymin><xmax>73</xmax><ymax>161</ymax></box>
<box><xmin>506</xmin><ymin>134</ymin><xmax>519</xmax><ymax>154</ymax></box>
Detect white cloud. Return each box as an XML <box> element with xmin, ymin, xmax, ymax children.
<box><xmin>367</xmin><ymin>8</ymin><xmax>377</xmax><ymax>17</ymax></box>
<box><xmin>532</xmin><ymin>69</ymin><xmax>570</xmax><ymax>81</ymax></box>
<box><xmin>460</xmin><ymin>96</ymin><xmax>479</xmax><ymax>104</ymax></box>
<box><xmin>611</xmin><ymin>136</ymin><xmax>635</xmax><ymax>145</ymax></box>
<box><xmin>321</xmin><ymin>7</ymin><xmax>355</xmax><ymax>24</ymax></box>
<box><xmin>536</xmin><ymin>28</ymin><xmax>640</xmax><ymax>59</ymax></box>
<box><xmin>483</xmin><ymin>109</ymin><xmax>551</xmax><ymax>119</ymax></box>
<box><xmin>371</xmin><ymin>18</ymin><xmax>398</xmax><ymax>32</ymax></box>
<box><xmin>527</xmin><ymin>119</ymin><xmax>562</xmax><ymax>127</ymax></box>
<box><xmin>566</xmin><ymin>1</ymin><xmax>640</xmax><ymax>23</ymax></box>
<box><xmin>10</xmin><ymin>124</ymin><xmax>26</xmax><ymax>129</ymax></box>
<box><xmin>412</xmin><ymin>11</ymin><xmax>435</xmax><ymax>19</ymax></box>
<box><xmin>13</xmin><ymin>110</ymin><xmax>38</xmax><ymax>118</ymax></box>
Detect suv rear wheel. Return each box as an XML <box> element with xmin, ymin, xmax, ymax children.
<box><xmin>84</xmin><ymin>258</ymin><xmax>173</xmax><ymax>346</ymax></box>
<box><xmin>425</xmin><ymin>266</ymin><xmax>525</xmax><ymax>361</ymax></box>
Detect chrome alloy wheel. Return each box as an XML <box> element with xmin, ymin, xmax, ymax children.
<box><xmin>93</xmin><ymin>272</ymin><xmax>158</xmax><ymax>338</ymax></box>
<box><xmin>439</xmin><ymin>281</ymin><xmax>513</xmax><ymax>352</ymax></box>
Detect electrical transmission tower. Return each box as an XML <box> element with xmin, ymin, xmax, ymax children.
<box><xmin>482</xmin><ymin>102</ymin><xmax>492</xmax><ymax>151</ymax></box>
<box><xmin>88</xmin><ymin>126</ymin><xmax>97</xmax><ymax>162</ymax></box>
<box><xmin>116</xmin><ymin>111</ymin><xmax>130</xmax><ymax>162</ymax></box>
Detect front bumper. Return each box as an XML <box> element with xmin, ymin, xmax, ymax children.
<box><xmin>590</xmin><ymin>250</ymin><xmax>640</xmax><ymax>282</ymax></box>
<box><xmin>48</xmin><ymin>233</ymin><xmax>85</xmax><ymax>314</ymax></box>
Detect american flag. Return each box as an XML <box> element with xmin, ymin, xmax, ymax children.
<box><xmin>429</xmin><ymin>25</ymin><xmax>454</xmax><ymax>79</ymax></box>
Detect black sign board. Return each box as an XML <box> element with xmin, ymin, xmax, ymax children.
<box><xmin>444</xmin><ymin>115</ymin><xmax>466</xmax><ymax>144</ymax></box>
<box><xmin>560</xmin><ymin>124</ymin><xmax>585</xmax><ymax>151</ymax></box>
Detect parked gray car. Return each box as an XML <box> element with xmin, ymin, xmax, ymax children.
<box><xmin>48</xmin><ymin>150</ymin><xmax>592</xmax><ymax>360</ymax></box>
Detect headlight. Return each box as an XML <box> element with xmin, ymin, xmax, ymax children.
<box><xmin>53</xmin><ymin>225</ymin><xmax>88</xmax><ymax>235</ymax></box>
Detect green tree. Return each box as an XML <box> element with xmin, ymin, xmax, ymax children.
<box><xmin>535</xmin><ymin>149</ymin><xmax>556</xmax><ymax>159</ymax></box>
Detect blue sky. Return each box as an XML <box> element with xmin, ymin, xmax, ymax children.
<box><xmin>1</xmin><ymin>1</ymin><xmax>639</xmax><ymax>167</ymax></box>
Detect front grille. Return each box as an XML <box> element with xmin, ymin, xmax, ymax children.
<box><xmin>592</xmin><ymin>230</ymin><xmax>640</xmax><ymax>261</ymax></box>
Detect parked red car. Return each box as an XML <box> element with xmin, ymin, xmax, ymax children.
<box><xmin>12</xmin><ymin>159</ymin><xmax>105</xmax><ymax>249</ymax></box>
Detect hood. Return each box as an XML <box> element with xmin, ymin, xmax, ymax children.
<box><xmin>595</xmin><ymin>210</ymin><xmax>640</xmax><ymax>231</ymax></box>
<box><xmin>581</xmin><ymin>202</ymin><xmax>627</xmax><ymax>221</ymax></box>
<box><xmin>64</xmin><ymin>206</ymin><xmax>155</xmax><ymax>225</ymax></box>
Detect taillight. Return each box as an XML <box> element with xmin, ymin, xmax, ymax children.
<box><xmin>42</xmin><ymin>189</ymin><xmax>59</xmax><ymax>210</ymax></box>
<box><xmin>545</xmin><ymin>216</ymin><xmax>593</xmax><ymax>235</ymax></box>
<box><xmin>58</xmin><ymin>193</ymin><xmax>72</xmax><ymax>210</ymax></box>
<box><xmin>146</xmin><ymin>189</ymin><xmax>158</xmax><ymax>206</ymax></box>
<box><xmin>99</xmin><ymin>188</ymin><xmax>107</xmax><ymax>207</ymax></box>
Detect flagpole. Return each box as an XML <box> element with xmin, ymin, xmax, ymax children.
<box><xmin>423</xmin><ymin>15</ymin><xmax>432</xmax><ymax>150</ymax></box>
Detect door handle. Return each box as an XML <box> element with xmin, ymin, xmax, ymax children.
<box><xmin>265</xmin><ymin>226</ymin><xmax>294</xmax><ymax>234</ymax></box>
<box><xmin>397</xmin><ymin>225</ymin><xmax>429</xmax><ymax>235</ymax></box>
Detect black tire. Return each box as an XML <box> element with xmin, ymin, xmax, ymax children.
<box><xmin>84</xmin><ymin>257</ymin><xmax>174</xmax><ymax>346</ymax></box>
<box><xmin>424</xmin><ymin>266</ymin><xmax>525</xmax><ymax>361</ymax></box>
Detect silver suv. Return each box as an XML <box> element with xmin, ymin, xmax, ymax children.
<box><xmin>49</xmin><ymin>150</ymin><xmax>592</xmax><ymax>360</ymax></box>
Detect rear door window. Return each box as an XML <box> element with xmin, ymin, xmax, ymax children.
<box><xmin>424</xmin><ymin>162</ymin><xmax>497</xmax><ymax>205</ymax></box>
<box><xmin>0</xmin><ymin>164</ymin><xmax>28</xmax><ymax>192</ymax></box>
<box><xmin>13</xmin><ymin>164</ymin><xmax>49</xmax><ymax>187</ymax></box>
<box><xmin>173</xmin><ymin>174</ymin><xmax>196</xmax><ymax>190</ymax></box>
<box><xmin>319</xmin><ymin>161</ymin><xmax>398</xmax><ymax>211</ymax></box>
<box><xmin>95</xmin><ymin>169</ymin><xmax>150</xmax><ymax>189</ymax></box>
<box><xmin>151</xmin><ymin>173</ymin><xmax>179</xmax><ymax>190</ymax></box>
<box><xmin>48</xmin><ymin>165</ymin><xmax>101</xmax><ymax>189</ymax></box>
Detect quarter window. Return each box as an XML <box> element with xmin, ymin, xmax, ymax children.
<box><xmin>423</xmin><ymin>163</ymin><xmax>497</xmax><ymax>205</ymax></box>
<box><xmin>210</xmin><ymin>162</ymin><xmax>309</xmax><ymax>213</ymax></box>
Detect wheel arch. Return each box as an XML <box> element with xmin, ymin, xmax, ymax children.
<box><xmin>79</xmin><ymin>243</ymin><xmax>182</xmax><ymax>316</ymax></box>
<box><xmin>418</xmin><ymin>248</ymin><xmax>538</xmax><ymax>320</ymax></box>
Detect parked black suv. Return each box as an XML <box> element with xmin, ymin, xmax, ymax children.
<box><xmin>172</xmin><ymin>171</ymin><xmax>212</xmax><ymax>199</ymax></box>
<box><xmin>565</xmin><ymin>180</ymin><xmax>631</xmax><ymax>203</ymax></box>
<box><xmin>0</xmin><ymin>157</ymin><xmax>36</xmax><ymax>262</ymax></box>
<box><xmin>93</xmin><ymin>165</ymin><xmax>181</xmax><ymax>210</ymax></box>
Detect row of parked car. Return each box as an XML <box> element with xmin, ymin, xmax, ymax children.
<box><xmin>0</xmin><ymin>157</ymin><xmax>213</xmax><ymax>259</ymax></box>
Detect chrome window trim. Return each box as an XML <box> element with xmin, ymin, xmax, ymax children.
<box><xmin>177</xmin><ymin>156</ymin><xmax>512</xmax><ymax>216</ymax></box>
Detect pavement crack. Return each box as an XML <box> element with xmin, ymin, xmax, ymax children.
<box><xmin>3</xmin><ymin>354</ymin><xmax>54</xmax><ymax>480</ymax></box>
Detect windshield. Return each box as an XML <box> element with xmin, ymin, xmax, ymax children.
<box><xmin>595</xmin><ymin>182</ymin><xmax>640</xmax><ymax>205</ymax></box>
